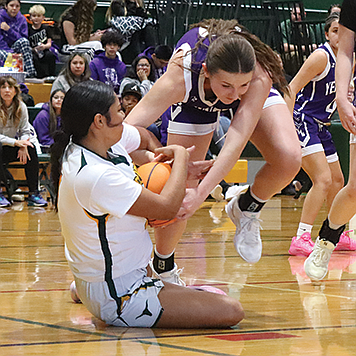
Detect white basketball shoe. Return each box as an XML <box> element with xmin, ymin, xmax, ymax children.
<box><xmin>225</xmin><ymin>185</ymin><xmax>262</xmax><ymax>263</ymax></box>
<box><xmin>149</xmin><ymin>260</ymin><xmax>185</xmax><ymax>286</ymax></box>
<box><xmin>304</xmin><ymin>237</ymin><xmax>335</xmax><ymax>280</ymax></box>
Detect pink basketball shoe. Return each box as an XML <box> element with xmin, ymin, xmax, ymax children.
<box><xmin>335</xmin><ymin>230</ymin><xmax>356</xmax><ymax>251</ymax></box>
<box><xmin>288</xmin><ymin>232</ymin><xmax>314</xmax><ymax>256</ymax></box>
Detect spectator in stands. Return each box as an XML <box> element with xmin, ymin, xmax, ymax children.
<box><xmin>0</xmin><ymin>76</ymin><xmax>47</xmax><ymax>207</ymax></box>
<box><xmin>121</xmin><ymin>81</ymin><xmax>167</xmax><ymax>143</ymax></box>
<box><xmin>119</xmin><ymin>55</ymin><xmax>154</xmax><ymax>97</ymax></box>
<box><xmin>27</xmin><ymin>5</ymin><xmax>56</xmax><ymax>78</ymax></box>
<box><xmin>0</xmin><ymin>0</ymin><xmax>36</xmax><ymax>77</ymax></box>
<box><xmin>89</xmin><ymin>28</ymin><xmax>126</xmax><ymax>94</ymax></box>
<box><xmin>106</xmin><ymin>0</ymin><xmax>157</xmax><ymax>64</ymax></box>
<box><xmin>280</xmin><ymin>4</ymin><xmax>317</xmax><ymax>53</ymax></box>
<box><xmin>328</xmin><ymin>4</ymin><xmax>342</xmax><ymax>15</ymax></box>
<box><xmin>59</xmin><ymin>0</ymin><xmax>104</xmax><ymax>60</ymax></box>
<box><xmin>51</xmin><ymin>52</ymin><xmax>91</xmax><ymax>94</ymax></box>
<box><xmin>120</xmin><ymin>82</ymin><xmax>141</xmax><ymax>115</ymax></box>
<box><xmin>33</xmin><ymin>89</ymin><xmax>64</xmax><ymax>151</ymax></box>
<box><xmin>139</xmin><ymin>45</ymin><xmax>172</xmax><ymax>81</ymax></box>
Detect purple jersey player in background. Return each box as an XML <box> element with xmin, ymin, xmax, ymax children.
<box><xmin>303</xmin><ymin>0</ymin><xmax>356</xmax><ymax>281</ymax></box>
<box><xmin>125</xmin><ymin>19</ymin><xmax>301</xmax><ymax>284</ymax></box>
<box><xmin>286</xmin><ymin>12</ymin><xmax>356</xmax><ymax>257</ymax></box>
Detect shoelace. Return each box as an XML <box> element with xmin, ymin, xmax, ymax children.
<box><xmin>172</xmin><ymin>267</ymin><xmax>185</xmax><ymax>286</ymax></box>
<box><xmin>313</xmin><ymin>245</ymin><xmax>332</xmax><ymax>266</ymax></box>
<box><xmin>300</xmin><ymin>235</ymin><xmax>314</xmax><ymax>248</ymax></box>
<box><xmin>342</xmin><ymin>230</ymin><xmax>353</xmax><ymax>238</ymax></box>
<box><xmin>241</xmin><ymin>216</ymin><xmax>263</xmax><ymax>245</ymax></box>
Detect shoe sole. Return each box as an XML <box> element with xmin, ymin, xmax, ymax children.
<box><xmin>288</xmin><ymin>247</ymin><xmax>312</xmax><ymax>257</ymax></box>
<box><xmin>234</xmin><ymin>235</ymin><xmax>262</xmax><ymax>263</ymax></box>
<box><xmin>28</xmin><ymin>202</ymin><xmax>48</xmax><ymax>207</ymax></box>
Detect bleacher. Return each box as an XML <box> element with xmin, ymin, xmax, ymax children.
<box><xmin>13</xmin><ymin>0</ymin><xmax>349</xmax><ymax>190</ymax></box>
<box><xmin>18</xmin><ymin>0</ymin><xmax>328</xmax><ymax>76</ymax></box>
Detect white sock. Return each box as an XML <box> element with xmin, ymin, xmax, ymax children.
<box><xmin>154</xmin><ymin>247</ymin><xmax>174</xmax><ymax>259</ymax></box>
<box><xmin>249</xmin><ymin>188</ymin><xmax>268</xmax><ymax>203</ymax></box>
<box><xmin>296</xmin><ymin>223</ymin><xmax>312</xmax><ymax>239</ymax></box>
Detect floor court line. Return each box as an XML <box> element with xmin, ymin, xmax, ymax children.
<box><xmin>192</xmin><ymin>277</ymin><xmax>354</xmax><ymax>300</ymax></box>
<box><xmin>0</xmin><ymin>315</ymin><xmax>118</xmax><ymax>339</ymax></box>
<box><xmin>2</xmin><ymin>323</ymin><xmax>356</xmax><ymax>351</ymax></box>
<box><xmin>138</xmin><ymin>340</ymin><xmax>236</xmax><ymax>356</ymax></box>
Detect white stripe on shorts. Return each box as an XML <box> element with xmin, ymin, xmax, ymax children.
<box><xmin>350</xmin><ymin>133</ymin><xmax>356</xmax><ymax>144</ymax></box>
<box><xmin>168</xmin><ymin>121</ymin><xmax>217</xmax><ymax>136</ymax></box>
<box><xmin>301</xmin><ymin>143</ymin><xmax>339</xmax><ymax>163</ymax></box>
<box><xmin>263</xmin><ymin>91</ymin><xmax>286</xmax><ymax>109</ymax></box>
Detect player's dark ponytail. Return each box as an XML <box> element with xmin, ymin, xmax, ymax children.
<box><xmin>51</xmin><ymin>81</ymin><xmax>116</xmax><ymax>209</ymax></box>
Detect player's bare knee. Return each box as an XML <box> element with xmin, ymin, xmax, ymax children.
<box><xmin>345</xmin><ymin>182</ymin><xmax>356</xmax><ymax>198</ymax></box>
<box><xmin>286</xmin><ymin>150</ymin><xmax>302</xmax><ymax>175</ymax></box>
<box><xmin>315</xmin><ymin>173</ymin><xmax>333</xmax><ymax>193</ymax></box>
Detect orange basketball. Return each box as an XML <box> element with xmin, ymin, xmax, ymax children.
<box><xmin>137</xmin><ymin>162</ymin><xmax>177</xmax><ymax>228</ymax></box>
<box><xmin>137</xmin><ymin>162</ymin><xmax>172</xmax><ymax>194</ymax></box>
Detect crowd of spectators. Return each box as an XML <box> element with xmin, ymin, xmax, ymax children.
<box><xmin>0</xmin><ymin>0</ymin><xmax>343</xmax><ymax>209</ymax></box>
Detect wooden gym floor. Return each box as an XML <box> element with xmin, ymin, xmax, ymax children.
<box><xmin>1</xmin><ymin>194</ymin><xmax>356</xmax><ymax>355</ymax></box>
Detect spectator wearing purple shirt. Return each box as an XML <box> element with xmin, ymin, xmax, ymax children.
<box><xmin>0</xmin><ymin>0</ymin><xmax>36</xmax><ymax>77</ymax></box>
<box><xmin>89</xmin><ymin>28</ymin><xmax>126</xmax><ymax>94</ymax></box>
<box><xmin>140</xmin><ymin>45</ymin><xmax>172</xmax><ymax>81</ymax></box>
<box><xmin>33</xmin><ymin>89</ymin><xmax>64</xmax><ymax>150</ymax></box>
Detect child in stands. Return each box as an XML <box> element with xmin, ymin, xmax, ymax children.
<box><xmin>27</xmin><ymin>5</ymin><xmax>56</xmax><ymax>78</ymax></box>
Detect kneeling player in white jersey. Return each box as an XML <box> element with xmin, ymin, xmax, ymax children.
<box><xmin>52</xmin><ymin>80</ymin><xmax>244</xmax><ymax>328</ymax></box>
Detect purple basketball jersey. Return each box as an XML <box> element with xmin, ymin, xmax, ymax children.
<box><xmin>294</xmin><ymin>42</ymin><xmax>337</xmax><ymax>124</ymax></box>
<box><xmin>172</xmin><ymin>27</ymin><xmax>240</xmax><ymax>125</ymax></box>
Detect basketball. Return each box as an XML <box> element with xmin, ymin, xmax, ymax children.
<box><xmin>137</xmin><ymin>162</ymin><xmax>177</xmax><ymax>228</ymax></box>
<box><xmin>137</xmin><ymin>162</ymin><xmax>172</xmax><ymax>194</ymax></box>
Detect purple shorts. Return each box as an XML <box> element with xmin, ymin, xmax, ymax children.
<box><xmin>168</xmin><ymin>88</ymin><xmax>285</xmax><ymax>136</ymax></box>
<box><xmin>294</xmin><ymin>113</ymin><xmax>338</xmax><ymax>163</ymax></box>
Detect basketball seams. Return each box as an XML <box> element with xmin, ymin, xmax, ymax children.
<box><xmin>145</xmin><ymin>162</ymin><xmax>160</xmax><ymax>191</ymax></box>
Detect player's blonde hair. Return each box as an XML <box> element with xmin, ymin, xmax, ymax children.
<box><xmin>29</xmin><ymin>5</ymin><xmax>45</xmax><ymax>16</ymax></box>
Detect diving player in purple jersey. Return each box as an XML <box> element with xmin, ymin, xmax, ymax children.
<box><xmin>125</xmin><ymin>19</ymin><xmax>301</xmax><ymax>279</ymax></box>
<box><xmin>304</xmin><ymin>0</ymin><xmax>356</xmax><ymax>281</ymax></box>
<box><xmin>286</xmin><ymin>12</ymin><xmax>356</xmax><ymax>257</ymax></box>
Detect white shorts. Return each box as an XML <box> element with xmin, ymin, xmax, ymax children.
<box><xmin>75</xmin><ymin>268</ymin><xmax>164</xmax><ymax>327</ymax></box>
<box><xmin>350</xmin><ymin>133</ymin><xmax>356</xmax><ymax>144</ymax></box>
